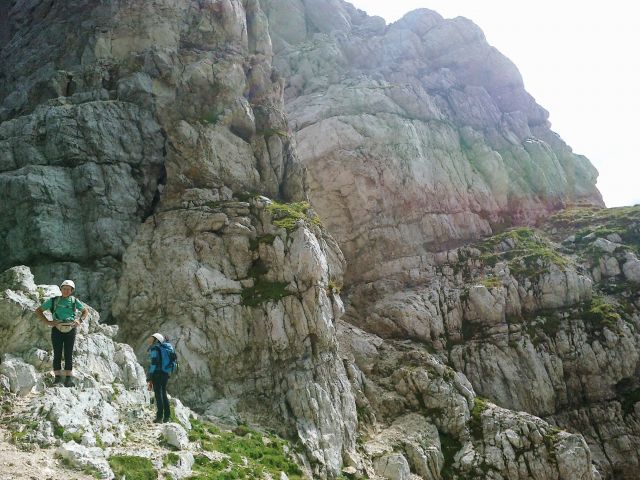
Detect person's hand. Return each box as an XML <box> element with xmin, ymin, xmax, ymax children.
<box><xmin>73</xmin><ymin>320</ymin><xmax>81</xmax><ymax>328</ymax></box>
<box><xmin>46</xmin><ymin>320</ymin><xmax>55</xmax><ymax>327</ymax></box>
<box><xmin>147</xmin><ymin>381</ymin><xmax>153</xmax><ymax>391</ymax></box>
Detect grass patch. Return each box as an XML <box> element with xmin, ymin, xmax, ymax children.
<box><xmin>187</xmin><ymin>419</ymin><xmax>303</xmax><ymax>479</ymax></box>
<box><xmin>477</xmin><ymin>227</ymin><xmax>569</xmax><ymax>278</ymax></box>
<box><xmin>163</xmin><ymin>452</ymin><xmax>181</xmax><ymax>467</ymax></box>
<box><xmin>479</xmin><ymin>276</ymin><xmax>501</xmax><ymax>289</ymax></box>
<box><xmin>546</xmin><ymin>206</ymin><xmax>640</xmax><ymax>254</ymax></box>
<box><xmin>469</xmin><ymin>397</ymin><xmax>488</xmax><ymax>440</ymax></box>
<box><xmin>53</xmin><ymin>424</ymin><xmax>65</xmax><ymax>439</ymax></box>
<box><xmin>242</xmin><ymin>258</ymin><xmax>293</xmax><ymax>307</ymax></box>
<box><xmin>241</xmin><ymin>279</ymin><xmax>291</xmax><ymax>307</ymax></box>
<box><xmin>265</xmin><ymin>201</ymin><xmax>321</xmax><ymax>232</ymax></box>
<box><xmin>108</xmin><ymin>456</ymin><xmax>156</xmax><ymax>480</ymax></box>
<box><xmin>582</xmin><ymin>295</ymin><xmax>622</xmax><ymax>330</ymax></box>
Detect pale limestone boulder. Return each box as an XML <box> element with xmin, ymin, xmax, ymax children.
<box><xmin>538</xmin><ymin>267</ymin><xmax>592</xmax><ymax>310</ymax></box>
<box><xmin>164</xmin><ymin>451</ymin><xmax>195</xmax><ymax>480</ymax></box>
<box><xmin>162</xmin><ymin>423</ymin><xmax>189</xmax><ymax>450</ymax></box>
<box><xmin>0</xmin><ymin>354</ymin><xmax>41</xmax><ymax>395</ymax></box>
<box><xmin>592</xmin><ymin>237</ymin><xmax>619</xmax><ymax>254</ymax></box>
<box><xmin>373</xmin><ymin>452</ymin><xmax>411</xmax><ymax>480</ymax></box>
<box><xmin>622</xmin><ymin>252</ymin><xmax>640</xmax><ymax>282</ymax></box>
<box><xmin>56</xmin><ymin>442</ymin><xmax>112</xmax><ymax>479</ymax></box>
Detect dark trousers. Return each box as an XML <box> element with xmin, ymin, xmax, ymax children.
<box><xmin>51</xmin><ymin>327</ymin><xmax>76</xmax><ymax>372</ymax></box>
<box><xmin>152</xmin><ymin>372</ymin><xmax>170</xmax><ymax>420</ymax></box>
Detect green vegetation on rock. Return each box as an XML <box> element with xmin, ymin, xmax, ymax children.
<box><xmin>547</xmin><ymin>206</ymin><xmax>640</xmax><ymax>253</ymax></box>
<box><xmin>582</xmin><ymin>295</ymin><xmax>622</xmax><ymax>330</ymax></box>
<box><xmin>108</xmin><ymin>455</ymin><xmax>156</xmax><ymax>480</ymax></box>
<box><xmin>477</xmin><ymin>227</ymin><xmax>569</xmax><ymax>277</ymax></box>
<box><xmin>266</xmin><ymin>201</ymin><xmax>321</xmax><ymax>231</ymax></box>
<box><xmin>439</xmin><ymin>432</ymin><xmax>462</xmax><ymax>479</ymax></box>
<box><xmin>187</xmin><ymin>419</ymin><xmax>303</xmax><ymax>479</ymax></box>
<box><xmin>469</xmin><ymin>397</ymin><xmax>488</xmax><ymax>440</ymax></box>
<box><xmin>242</xmin><ymin>259</ymin><xmax>293</xmax><ymax>307</ymax></box>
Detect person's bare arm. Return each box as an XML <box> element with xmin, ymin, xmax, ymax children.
<box><xmin>74</xmin><ymin>307</ymin><xmax>89</xmax><ymax>327</ymax></box>
<box><xmin>35</xmin><ymin>306</ymin><xmax>54</xmax><ymax>327</ymax></box>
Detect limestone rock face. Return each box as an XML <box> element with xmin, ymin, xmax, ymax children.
<box><xmin>337</xmin><ymin>321</ymin><xmax>596</xmax><ymax>480</ymax></box>
<box><xmin>112</xmin><ymin>197</ymin><xmax>357</xmax><ymax>475</ymax></box>
<box><xmin>0</xmin><ymin>0</ymin><xmax>304</xmax><ymax>317</ymax></box>
<box><xmin>342</xmin><ymin>209</ymin><xmax>640</xmax><ymax>479</ymax></box>
<box><xmin>266</xmin><ymin>3</ymin><xmax>603</xmax><ymax>284</ymax></box>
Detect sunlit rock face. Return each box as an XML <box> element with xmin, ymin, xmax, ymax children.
<box><xmin>2</xmin><ymin>0</ymin><xmax>634</xmax><ymax>478</ymax></box>
<box><xmin>0</xmin><ymin>1</ymin><xmax>353</xmax><ymax>476</ymax></box>
<box><xmin>266</xmin><ymin>2</ymin><xmax>603</xmax><ymax>285</ymax></box>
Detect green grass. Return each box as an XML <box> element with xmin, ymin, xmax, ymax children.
<box><xmin>108</xmin><ymin>456</ymin><xmax>156</xmax><ymax>480</ymax></box>
<box><xmin>187</xmin><ymin>419</ymin><xmax>303</xmax><ymax>479</ymax></box>
<box><xmin>583</xmin><ymin>295</ymin><xmax>622</xmax><ymax>330</ymax></box>
<box><xmin>477</xmin><ymin>227</ymin><xmax>569</xmax><ymax>278</ymax></box>
<box><xmin>546</xmin><ymin>206</ymin><xmax>640</xmax><ymax>254</ymax></box>
<box><xmin>479</xmin><ymin>276</ymin><xmax>502</xmax><ymax>289</ymax></box>
<box><xmin>241</xmin><ymin>278</ymin><xmax>292</xmax><ymax>307</ymax></box>
<box><xmin>469</xmin><ymin>397</ymin><xmax>488</xmax><ymax>440</ymax></box>
<box><xmin>265</xmin><ymin>201</ymin><xmax>321</xmax><ymax>232</ymax></box>
<box><xmin>163</xmin><ymin>452</ymin><xmax>180</xmax><ymax>467</ymax></box>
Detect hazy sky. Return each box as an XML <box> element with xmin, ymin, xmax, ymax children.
<box><xmin>348</xmin><ymin>1</ymin><xmax>640</xmax><ymax>207</ymax></box>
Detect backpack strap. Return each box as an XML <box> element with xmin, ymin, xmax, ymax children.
<box><xmin>49</xmin><ymin>296</ymin><xmax>61</xmax><ymax>316</ymax></box>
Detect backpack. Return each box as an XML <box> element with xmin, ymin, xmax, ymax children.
<box><xmin>156</xmin><ymin>342</ymin><xmax>178</xmax><ymax>374</ymax></box>
<box><xmin>49</xmin><ymin>295</ymin><xmax>78</xmax><ymax>317</ymax></box>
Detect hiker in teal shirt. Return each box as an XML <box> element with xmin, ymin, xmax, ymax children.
<box><xmin>35</xmin><ymin>280</ymin><xmax>89</xmax><ymax>387</ymax></box>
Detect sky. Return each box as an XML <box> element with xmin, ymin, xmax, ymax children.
<box><xmin>348</xmin><ymin>1</ymin><xmax>640</xmax><ymax>207</ymax></box>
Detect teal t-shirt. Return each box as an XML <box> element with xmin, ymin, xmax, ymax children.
<box><xmin>41</xmin><ymin>296</ymin><xmax>84</xmax><ymax>322</ymax></box>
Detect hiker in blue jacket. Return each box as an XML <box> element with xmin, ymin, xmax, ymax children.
<box><xmin>147</xmin><ymin>333</ymin><xmax>173</xmax><ymax>423</ymax></box>
<box><xmin>35</xmin><ymin>279</ymin><xmax>89</xmax><ymax>387</ymax></box>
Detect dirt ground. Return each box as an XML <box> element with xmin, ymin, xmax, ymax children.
<box><xmin>0</xmin><ymin>426</ymin><xmax>95</xmax><ymax>480</ymax></box>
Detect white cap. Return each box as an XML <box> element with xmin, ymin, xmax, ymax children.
<box><xmin>151</xmin><ymin>333</ymin><xmax>165</xmax><ymax>343</ymax></box>
<box><xmin>60</xmin><ymin>280</ymin><xmax>75</xmax><ymax>290</ymax></box>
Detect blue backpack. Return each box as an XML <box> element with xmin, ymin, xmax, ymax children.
<box><xmin>156</xmin><ymin>342</ymin><xmax>178</xmax><ymax>374</ymax></box>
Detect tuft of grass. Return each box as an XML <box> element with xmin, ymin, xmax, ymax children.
<box><xmin>469</xmin><ymin>397</ymin><xmax>488</xmax><ymax>440</ymax></box>
<box><xmin>163</xmin><ymin>452</ymin><xmax>181</xmax><ymax>467</ymax></box>
<box><xmin>53</xmin><ymin>424</ymin><xmax>65</xmax><ymax>439</ymax></box>
<box><xmin>479</xmin><ymin>277</ymin><xmax>501</xmax><ymax>289</ymax></box>
<box><xmin>582</xmin><ymin>296</ymin><xmax>622</xmax><ymax>330</ymax></box>
<box><xmin>327</xmin><ymin>278</ymin><xmax>341</xmax><ymax>294</ymax></box>
<box><xmin>265</xmin><ymin>201</ymin><xmax>321</xmax><ymax>232</ymax></box>
<box><xmin>108</xmin><ymin>455</ymin><xmax>156</xmax><ymax>480</ymax></box>
<box><xmin>241</xmin><ymin>279</ymin><xmax>291</xmax><ymax>307</ymax></box>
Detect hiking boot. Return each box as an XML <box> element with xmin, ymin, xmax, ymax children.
<box><xmin>53</xmin><ymin>376</ymin><xmax>64</xmax><ymax>385</ymax></box>
<box><xmin>163</xmin><ymin>417</ymin><xmax>171</xmax><ymax>423</ymax></box>
<box><xmin>64</xmin><ymin>376</ymin><xmax>75</xmax><ymax>388</ymax></box>
<box><xmin>153</xmin><ymin>417</ymin><xmax>163</xmax><ymax>424</ymax></box>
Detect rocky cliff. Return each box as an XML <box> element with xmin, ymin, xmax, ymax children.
<box><xmin>1</xmin><ymin>1</ymin><xmax>637</xmax><ymax>479</ymax></box>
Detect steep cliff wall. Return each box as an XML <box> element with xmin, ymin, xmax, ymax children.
<box><xmin>1</xmin><ymin>1</ymin><xmax>635</xmax><ymax>479</ymax></box>
<box><xmin>266</xmin><ymin>1</ymin><xmax>603</xmax><ymax>285</ymax></box>
<box><xmin>0</xmin><ymin>0</ymin><xmax>354</xmax><ymax>475</ymax></box>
